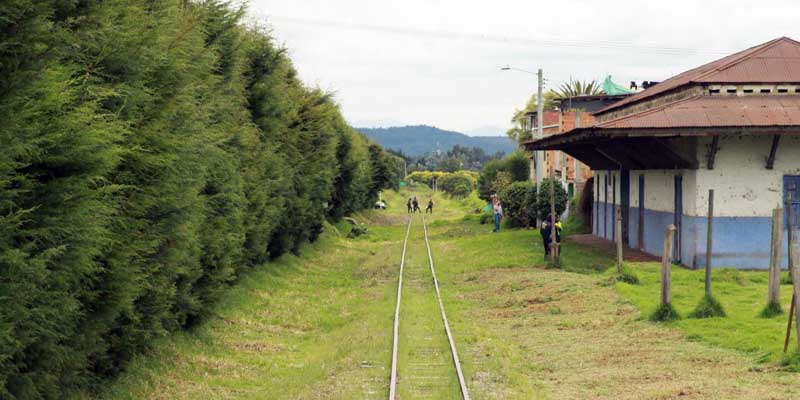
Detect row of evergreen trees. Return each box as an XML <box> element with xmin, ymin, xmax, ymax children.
<box><xmin>0</xmin><ymin>1</ymin><xmax>399</xmax><ymax>398</ymax></box>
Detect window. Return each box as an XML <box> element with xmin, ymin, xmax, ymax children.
<box><xmin>726</xmin><ymin>89</ymin><xmax>737</xmax><ymax>94</ymax></box>
<box><xmin>778</xmin><ymin>88</ymin><xmax>789</xmax><ymax>93</ymax></box>
<box><xmin>743</xmin><ymin>89</ymin><xmax>754</xmax><ymax>94</ymax></box>
<box><xmin>709</xmin><ymin>89</ymin><xmax>720</xmax><ymax>94</ymax></box>
<box><xmin>761</xmin><ymin>88</ymin><xmax>772</xmax><ymax>94</ymax></box>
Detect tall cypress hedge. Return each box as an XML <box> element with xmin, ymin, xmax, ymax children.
<box><xmin>0</xmin><ymin>1</ymin><xmax>399</xmax><ymax>398</ymax></box>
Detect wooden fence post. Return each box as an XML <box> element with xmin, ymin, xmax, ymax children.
<box><xmin>661</xmin><ymin>224</ymin><xmax>677</xmax><ymax>306</ymax></box>
<box><xmin>705</xmin><ymin>189</ymin><xmax>714</xmax><ymax>297</ymax></box>
<box><xmin>769</xmin><ymin>207</ymin><xmax>783</xmax><ymax>306</ymax></box>
<box><xmin>549</xmin><ymin>178</ymin><xmax>559</xmax><ymax>265</ymax></box>
<box><xmin>616</xmin><ymin>206</ymin><xmax>623</xmax><ymax>273</ymax></box>
<box><xmin>786</xmin><ymin>195</ymin><xmax>800</xmax><ymax>351</ymax></box>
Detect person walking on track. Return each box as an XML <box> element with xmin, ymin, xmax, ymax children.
<box><xmin>426</xmin><ymin>198</ymin><xmax>434</xmax><ymax>214</ymax></box>
<box><xmin>412</xmin><ymin>197</ymin><xmax>421</xmax><ymax>213</ymax></box>
<box><xmin>407</xmin><ymin>198</ymin><xmax>413</xmax><ymax>214</ymax></box>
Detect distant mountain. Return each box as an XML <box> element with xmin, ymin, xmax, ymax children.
<box><xmin>357</xmin><ymin>125</ymin><xmax>518</xmax><ymax>157</ymax></box>
<box><xmin>464</xmin><ymin>125</ymin><xmax>506</xmax><ymax>137</ymax></box>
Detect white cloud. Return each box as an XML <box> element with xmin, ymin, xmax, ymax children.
<box><xmin>248</xmin><ymin>0</ymin><xmax>800</xmax><ymax>134</ymax></box>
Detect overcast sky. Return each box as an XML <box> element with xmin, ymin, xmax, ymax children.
<box><xmin>248</xmin><ymin>0</ymin><xmax>800</xmax><ymax>136</ymax></box>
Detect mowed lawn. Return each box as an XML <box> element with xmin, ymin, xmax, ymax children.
<box><xmin>95</xmin><ymin>188</ymin><xmax>800</xmax><ymax>399</ymax></box>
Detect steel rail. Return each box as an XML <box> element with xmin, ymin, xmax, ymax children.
<box><xmin>421</xmin><ymin>215</ymin><xmax>471</xmax><ymax>400</ymax></box>
<box><xmin>388</xmin><ymin>216</ymin><xmax>413</xmax><ymax>399</ymax></box>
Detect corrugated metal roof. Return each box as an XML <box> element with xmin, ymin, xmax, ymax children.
<box><xmin>597</xmin><ymin>95</ymin><xmax>800</xmax><ymax>129</ymax></box>
<box><xmin>596</xmin><ymin>37</ymin><xmax>800</xmax><ymax>115</ymax></box>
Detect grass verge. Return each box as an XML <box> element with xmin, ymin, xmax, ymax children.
<box><xmin>616</xmin><ymin>263</ymin><xmax>797</xmax><ymax>363</ymax></box>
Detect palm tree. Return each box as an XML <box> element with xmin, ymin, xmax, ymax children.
<box><xmin>554</xmin><ymin>78</ymin><xmax>603</xmax><ymax>98</ymax></box>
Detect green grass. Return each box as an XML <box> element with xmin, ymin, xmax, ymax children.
<box><xmin>96</xmin><ymin>187</ymin><xmax>800</xmax><ymax>399</ymax></box>
<box><xmin>690</xmin><ymin>294</ymin><xmax>727</xmax><ymax>319</ymax></box>
<box><xmin>615</xmin><ymin>263</ymin><xmax>797</xmax><ymax>362</ymax></box>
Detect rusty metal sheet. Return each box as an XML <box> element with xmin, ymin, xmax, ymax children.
<box><xmin>596</xmin><ymin>37</ymin><xmax>800</xmax><ymax>115</ymax></box>
<box><xmin>598</xmin><ymin>95</ymin><xmax>800</xmax><ymax>129</ymax></box>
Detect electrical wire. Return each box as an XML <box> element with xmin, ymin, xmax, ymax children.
<box><xmin>266</xmin><ymin>15</ymin><xmax>734</xmax><ymax>57</ymax></box>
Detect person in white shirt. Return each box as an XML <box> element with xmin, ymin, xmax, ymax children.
<box><xmin>492</xmin><ymin>199</ymin><xmax>503</xmax><ymax>232</ymax></box>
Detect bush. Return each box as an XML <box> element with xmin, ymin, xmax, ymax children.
<box><xmin>536</xmin><ymin>178</ymin><xmax>569</xmax><ymax>221</ymax></box>
<box><xmin>477</xmin><ymin>150</ymin><xmax>530</xmax><ymax>201</ymax></box>
<box><xmin>438</xmin><ymin>172</ymin><xmax>475</xmax><ymax>198</ymax></box>
<box><xmin>0</xmin><ymin>2</ymin><xmax>398</xmax><ymax>397</ymax></box>
<box><xmin>498</xmin><ymin>181</ymin><xmax>537</xmax><ymax>228</ymax></box>
<box><xmin>760</xmin><ymin>301</ymin><xmax>783</xmax><ymax>318</ymax></box>
<box><xmin>650</xmin><ymin>303</ymin><xmax>681</xmax><ymax>322</ymax></box>
<box><xmin>689</xmin><ymin>294</ymin><xmax>727</xmax><ymax>318</ymax></box>
<box><xmin>612</xmin><ymin>264</ymin><xmax>640</xmax><ymax>284</ymax></box>
<box><xmin>348</xmin><ymin>225</ymin><xmax>369</xmax><ymax>238</ymax></box>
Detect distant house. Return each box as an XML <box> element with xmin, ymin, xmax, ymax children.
<box><xmin>524</xmin><ymin>37</ymin><xmax>800</xmax><ymax>269</ymax></box>
<box><xmin>524</xmin><ymin>93</ymin><xmax>631</xmax><ymax>197</ymax></box>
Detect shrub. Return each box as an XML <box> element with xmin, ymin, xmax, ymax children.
<box><xmin>611</xmin><ymin>264</ymin><xmax>640</xmax><ymax>285</ymax></box>
<box><xmin>498</xmin><ymin>181</ymin><xmax>537</xmax><ymax>228</ymax></box>
<box><xmin>477</xmin><ymin>150</ymin><xmax>530</xmax><ymax>201</ymax></box>
<box><xmin>650</xmin><ymin>303</ymin><xmax>681</xmax><ymax>322</ymax></box>
<box><xmin>0</xmin><ymin>2</ymin><xmax>398</xmax><ymax>397</ymax></box>
<box><xmin>438</xmin><ymin>172</ymin><xmax>475</xmax><ymax>198</ymax></box>
<box><xmin>689</xmin><ymin>294</ymin><xmax>726</xmax><ymax>318</ymax></box>
<box><xmin>536</xmin><ymin>178</ymin><xmax>569</xmax><ymax>221</ymax></box>
<box><xmin>760</xmin><ymin>301</ymin><xmax>783</xmax><ymax>318</ymax></box>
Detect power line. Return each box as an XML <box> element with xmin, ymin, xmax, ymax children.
<box><xmin>265</xmin><ymin>15</ymin><xmax>735</xmax><ymax>57</ymax></box>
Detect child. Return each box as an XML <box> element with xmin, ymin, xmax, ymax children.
<box><xmin>426</xmin><ymin>199</ymin><xmax>434</xmax><ymax>214</ymax></box>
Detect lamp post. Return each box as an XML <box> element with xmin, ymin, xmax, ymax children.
<box><xmin>502</xmin><ymin>66</ymin><xmax>543</xmax><ymax>186</ymax></box>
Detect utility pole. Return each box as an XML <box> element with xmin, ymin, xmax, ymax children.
<box><xmin>535</xmin><ymin>68</ymin><xmax>544</xmax><ymax>186</ymax></box>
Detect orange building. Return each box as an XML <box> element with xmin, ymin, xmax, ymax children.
<box><xmin>524</xmin><ymin>94</ymin><xmax>630</xmax><ymax>196</ymax></box>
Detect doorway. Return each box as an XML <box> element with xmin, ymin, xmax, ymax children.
<box><xmin>638</xmin><ymin>174</ymin><xmax>645</xmax><ymax>251</ymax></box>
<box><xmin>620</xmin><ymin>170</ymin><xmax>630</xmax><ymax>246</ymax></box>
<box><xmin>673</xmin><ymin>175</ymin><xmax>683</xmax><ymax>263</ymax></box>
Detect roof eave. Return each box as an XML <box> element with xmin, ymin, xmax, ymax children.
<box><xmin>523</xmin><ymin>125</ymin><xmax>800</xmax><ymax>151</ymax></box>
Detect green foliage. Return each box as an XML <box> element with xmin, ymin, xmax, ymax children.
<box><xmin>690</xmin><ymin>294</ymin><xmax>727</xmax><ymax>319</ymax></box>
<box><xmin>617</xmin><ymin>265</ymin><xmax>640</xmax><ymax>285</ymax></box>
<box><xmin>760</xmin><ymin>301</ymin><xmax>783</xmax><ymax>318</ymax></box>
<box><xmin>536</xmin><ymin>178</ymin><xmax>569</xmax><ymax>220</ymax></box>
<box><xmin>650</xmin><ymin>303</ymin><xmax>681</xmax><ymax>322</ymax></box>
<box><xmin>0</xmin><ymin>1</ymin><xmax>395</xmax><ymax>397</ymax></box>
<box><xmin>477</xmin><ymin>151</ymin><xmax>530</xmax><ymax>201</ymax></box>
<box><xmin>498</xmin><ymin>181</ymin><xmax>537</xmax><ymax>228</ymax></box>
<box><xmin>437</xmin><ymin>172</ymin><xmax>475</xmax><ymax>198</ymax></box>
<box><xmin>406</xmin><ymin>170</ymin><xmax>476</xmax><ymax>198</ymax></box>
<box><xmin>780</xmin><ymin>352</ymin><xmax>800</xmax><ymax>372</ymax></box>
<box><xmin>347</xmin><ymin>225</ymin><xmax>368</xmax><ymax>238</ymax></box>
<box><xmin>554</xmin><ymin>78</ymin><xmax>603</xmax><ymax>99</ymax></box>
<box><xmin>506</xmin><ymin>91</ymin><xmax>559</xmax><ymax>144</ymax></box>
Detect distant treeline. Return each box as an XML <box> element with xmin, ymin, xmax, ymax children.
<box><xmin>391</xmin><ymin>144</ymin><xmax>506</xmax><ymax>172</ymax></box>
<box><xmin>359</xmin><ymin>125</ymin><xmax>517</xmax><ymax>157</ymax></box>
<box><xmin>0</xmin><ymin>1</ymin><xmax>399</xmax><ymax>398</ymax></box>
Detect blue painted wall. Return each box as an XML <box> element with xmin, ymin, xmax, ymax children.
<box><xmin>624</xmin><ymin>207</ymin><xmax>796</xmax><ymax>270</ymax></box>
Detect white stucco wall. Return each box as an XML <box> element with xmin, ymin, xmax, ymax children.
<box><xmin>691</xmin><ymin>135</ymin><xmax>800</xmax><ymax>217</ymax></box>
<box><xmin>630</xmin><ymin>170</ymin><xmax>685</xmax><ymax>213</ymax></box>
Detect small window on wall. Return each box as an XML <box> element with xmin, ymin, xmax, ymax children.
<box><xmin>786</xmin><ymin>176</ymin><xmax>800</xmax><ymax>229</ymax></box>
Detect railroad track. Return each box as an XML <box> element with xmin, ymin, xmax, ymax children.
<box><xmin>389</xmin><ymin>214</ymin><xmax>470</xmax><ymax>400</ymax></box>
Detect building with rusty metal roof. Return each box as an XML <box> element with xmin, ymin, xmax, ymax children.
<box><xmin>524</xmin><ymin>37</ymin><xmax>800</xmax><ymax>269</ymax></box>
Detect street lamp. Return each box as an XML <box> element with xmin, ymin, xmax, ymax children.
<box><xmin>502</xmin><ymin>65</ymin><xmax>544</xmax><ymax>186</ymax></box>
